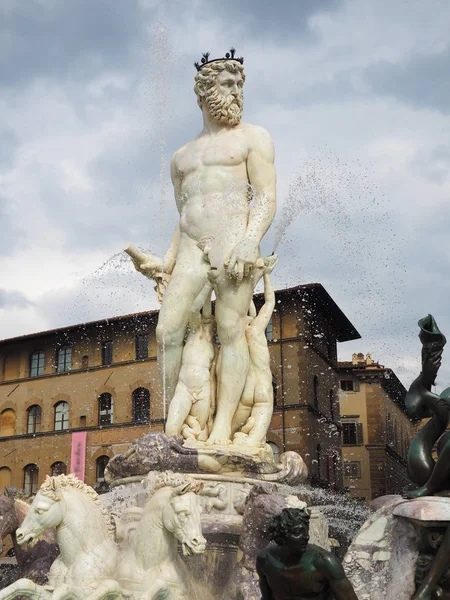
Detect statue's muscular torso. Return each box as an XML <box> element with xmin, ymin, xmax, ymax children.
<box><xmin>172</xmin><ymin>122</ymin><xmax>263</xmax><ymax>267</ymax></box>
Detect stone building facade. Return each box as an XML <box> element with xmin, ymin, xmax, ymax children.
<box><xmin>0</xmin><ymin>283</ymin><xmax>359</xmax><ymax>494</ymax></box>
<box><xmin>338</xmin><ymin>353</ymin><xmax>416</xmax><ymax>501</ymax></box>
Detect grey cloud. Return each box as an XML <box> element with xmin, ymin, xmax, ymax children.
<box><xmin>0</xmin><ymin>202</ymin><xmax>20</xmax><ymax>256</ymax></box>
<box><xmin>365</xmin><ymin>46</ymin><xmax>450</xmax><ymax>114</ymax></box>
<box><xmin>0</xmin><ymin>289</ymin><xmax>32</xmax><ymax>309</ymax></box>
<box><xmin>412</xmin><ymin>145</ymin><xmax>450</xmax><ymax>184</ymax></box>
<box><xmin>0</xmin><ymin>127</ymin><xmax>19</xmax><ymax>171</ymax></box>
<box><xmin>207</xmin><ymin>0</ymin><xmax>342</xmax><ymax>45</ymax></box>
<box><xmin>0</xmin><ymin>0</ymin><xmax>145</xmax><ymax>87</ymax></box>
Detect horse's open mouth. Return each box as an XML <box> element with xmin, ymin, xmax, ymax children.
<box><xmin>17</xmin><ymin>531</ymin><xmax>40</xmax><ymax>548</ymax></box>
<box><xmin>181</xmin><ymin>542</ymin><xmax>206</xmax><ymax>556</ymax></box>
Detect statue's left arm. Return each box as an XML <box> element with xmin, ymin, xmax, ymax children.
<box><xmin>252</xmin><ymin>273</ymin><xmax>276</xmax><ymax>332</ymax></box>
<box><xmin>227</xmin><ymin>126</ymin><xmax>276</xmax><ymax>280</ymax></box>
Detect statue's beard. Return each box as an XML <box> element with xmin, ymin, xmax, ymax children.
<box><xmin>205</xmin><ymin>87</ymin><xmax>243</xmax><ymax>126</ymax></box>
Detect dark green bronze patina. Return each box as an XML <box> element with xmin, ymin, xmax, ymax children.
<box><xmin>404</xmin><ymin>315</ymin><xmax>450</xmax><ymax>600</ymax></box>
<box><xmin>256</xmin><ymin>508</ymin><xmax>358</xmax><ymax>600</ymax></box>
<box><xmin>405</xmin><ymin>314</ymin><xmax>450</xmax><ymax>499</ymax></box>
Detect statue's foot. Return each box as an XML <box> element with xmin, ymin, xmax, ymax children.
<box><xmin>404</xmin><ymin>485</ymin><xmax>432</xmax><ymax>499</ymax></box>
<box><xmin>206</xmin><ymin>430</ymin><xmax>232</xmax><ymax>446</ymax></box>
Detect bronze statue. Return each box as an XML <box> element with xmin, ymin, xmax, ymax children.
<box><xmin>256</xmin><ymin>508</ymin><xmax>358</xmax><ymax>600</ymax></box>
<box><xmin>405</xmin><ymin>314</ymin><xmax>450</xmax><ymax>499</ymax></box>
<box><xmin>402</xmin><ymin>315</ymin><xmax>450</xmax><ymax>599</ymax></box>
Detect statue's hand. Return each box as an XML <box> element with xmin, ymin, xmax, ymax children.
<box><xmin>137</xmin><ymin>254</ymin><xmax>164</xmax><ymax>278</ymax></box>
<box><xmin>422</xmin><ymin>346</ymin><xmax>444</xmax><ymax>388</ymax></box>
<box><xmin>225</xmin><ymin>239</ymin><xmax>259</xmax><ymax>281</ymax></box>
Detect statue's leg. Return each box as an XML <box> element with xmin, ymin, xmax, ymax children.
<box><xmin>231</xmin><ymin>367</ymin><xmax>255</xmax><ymax>436</ymax></box>
<box><xmin>156</xmin><ymin>250</ymin><xmax>208</xmax><ymax>401</ymax></box>
<box><xmin>165</xmin><ymin>382</ymin><xmax>193</xmax><ymax>437</ymax></box>
<box><xmin>244</xmin><ymin>373</ymin><xmax>273</xmax><ymax>447</ymax></box>
<box><xmin>405</xmin><ymin>439</ymin><xmax>450</xmax><ymax>498</ymax></box>
<box><xmin>208</xmin><ymin>276</ymin><xmax>253</xmax><ymax>445</ymax></box>
<box><xmin>413</xmin><ymin>524</ymin><xmax>450</xmax><ymax>600</ymax></box>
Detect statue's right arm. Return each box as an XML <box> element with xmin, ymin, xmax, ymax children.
<box><xmin>256</xmin><ymin>554</ymin><xmax>275</xmax><ymax>600</ymax></box>
<box><xmin>319</xmin><ymin>554</ymin><xmax>358</xmax><ymax>600</ymax></box>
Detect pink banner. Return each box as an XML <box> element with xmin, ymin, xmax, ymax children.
<box><xmin>70</xmin><ymin>431</ymin><xmax>87</xmax><ymax>481</ymax></box>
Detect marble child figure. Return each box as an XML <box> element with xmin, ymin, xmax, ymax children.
<box><xmin>232</xmin><ymin>255</ymin><xmax>278</xmax><ymax>448</ymax></box>
<box><xmin>131</xmin><ymin>49</ymin><xmax>277</xmax><ymax>445</ymax></box>
<box><xmin>165</xmin><ymin>280</ymin><xmax>216</xmax><ymax>441</ymax></box>
<box><xmin>256</xmin><ymin>508</ymin><xmax>358</xmax><ymax>600</ymax></box>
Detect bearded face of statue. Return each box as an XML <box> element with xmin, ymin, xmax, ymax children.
<box><xmin>203</xmin><ymin>68</ymin><xmax>244</xmax><ymax>126</ymax></box>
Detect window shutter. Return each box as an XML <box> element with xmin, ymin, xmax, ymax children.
<box><xmin>356</xmin><ymin>422</ymin><xmax>364</xmax><ymax>445</ymax></box>
<box><xmin>353</xmin><ymin>380</ymin><xmax>360</xmax><ymax>392</ymax></box>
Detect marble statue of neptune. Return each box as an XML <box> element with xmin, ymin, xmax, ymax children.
<box><xmin>131</xmin><ymin>49</ymin><xmax>277</xmax><ymax>446</ymax></box>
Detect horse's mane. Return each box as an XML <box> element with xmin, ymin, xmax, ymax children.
<box><xmin>40</xmin><ymin>474</ymin><xmax>115</xmax><ymax>538</ymax></box>
<box><xmin>145</xmin><ymin>471</ymin><xmax>202</xmax><ymax>498</ymax></box>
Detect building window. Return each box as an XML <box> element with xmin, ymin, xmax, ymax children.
<box><xmin>30</xmin><ymin>350</ymin><xmax>45</xmax><ymax>377</ymax></box>
<box><xmin>0</xmin><ymin>409</ymin><xmax>15</xmax><ymax>437</ymax></box>
<box><xmin>342</xmin><ymin>421</ymin><xmax>364</xmax><ymax>446</ymax></box>
<box><xmin>272</xmin><ymin>375</ymin><xmax>278</xmax><ymax>406</ymax></box>
<box><xmin>344</xmin><ymin>461</ymin><xmax>361</xmax><ymax>479</ymax></box>
<box><xmin>27</xmin><ymin>405</ymin><xmax>42</xmax><ymax>434</ymax></box>
<box><xmin>98</xmin><ymin>393</ymin><xmax>114</xmax><ymax>425</ymax></box>
<box><xmin>101</xmin><ymin>341</ymin><xmax>113</xmax><ymax>366</ymax></box>
<box><xmin>23</xmin><ymin>464</ymin><xmax>39</xmax><ymax>495</ymax></box>
<box><xmin>54</xmin><ymin>401</ymin><xmax>69</xmax><ymax>431</ymax></box>
<box><xmin>132</xmin><ymin>387</ymin><xmax>150</xmax><ymax>423</ymax></box>
<box><xmin>313</xmin><ymin>376</ymin><xmax>319</xmax><ymax>410</ymax></box>
<box><xmin>0</xmin><ymin>467</ymin><xmax>12</xmax><ymax>489</ymax></box>
<box><xmin>81</xmin><ymin>355</ymin><xmax>89</xmax><ymax>369</ymax></box>
<box><xmin>56</xmin><ymin>347</ymin><xmax>72</xmax><ymax>373</ymax></box>
<box><xmin>136</xmin><ymin>334</ymin><xmax>149</xmax><ymax>360</ymax></box>
<box><xmin>51</xmin><ymin>462</ymin><xmax>67</xmax><ymax>477</ymax></box>
<box><xmin>96</xmin><ymin>455</ymin><xmax>110</xmax><ymax>483</ymax></box>
<box><xmin>341</xmin><ymin>379</ymin><xmax>360</xmax><ymax>392</ymax></box>
<box><xmin>265</xmin><ymin>318</ymin><xmax>273</xmax><ymax>341</ymax></box>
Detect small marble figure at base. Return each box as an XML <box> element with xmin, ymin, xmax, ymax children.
<box><xmin>256</xmin><ymin>508</ymin><xmax>358</xmax><ymax>600</ymax></box>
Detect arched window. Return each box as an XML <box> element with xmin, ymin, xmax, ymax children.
<box><xmin>51</xmin><ymin>462</ymin><xmax>67</xmax><ymax>477</ymax></box>
<box><xmin>96</xmin><ymin>455</ymin><xmax>110</xmax><ymax>483</ymax></box>
<box><xmin>54</xmin><ymin>401</ymin><xmax>69</xmax><ymax>431</ymax></box>
<box><xmin>56</xmin><ymin>347</ymin><xmax>72</xmax><ymax>373</ymax></box>
<box><xmin>30</xmin><ymin>350</ymin><xmax>45</xmax><ymax>377</ymax></box>
<box><xmin>267</xmin><ymin>441</ymin><xmax>280</xmax><ymax>464</ymax></box>
<box><xmin>0</xmin><ymin>409</ymin><xmax>15</xmax><ymax>437</ymax></box>
<box><xmin>132</xmin><ymin>388</ymin><xmax>150</xmax><ymax>423</ymax></box>
<box><xmin>98</xmin><ymin>393</ymin><xmax>114</xmax><ymax>426</ymax></box>
<box><xmin>27</xmin><ymin>405</ymin><xmax>42</xmax><ymax>434</ymax></box>
<box><xmin>23</xmin><ymin>464</ymin><xmax>39</xmax><ymax>495</ymax></box>
<box><xmin>316</xmin><ymin>443</ymin><xmax>322</xmax><ymax>480</ymax></box>
<box><xmin>0</xmin><ymin>467</ymin><xmax>12</xmax><ymax>490</ymax></box>
<box><xmin>313</xmin><ymin>376</ymin><xmax>319</xmax><ymax>410</ymax></box>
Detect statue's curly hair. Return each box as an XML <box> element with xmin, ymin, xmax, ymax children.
<box><xmin>194</xmin><ymin>60</ymin><xmax>245</xmax><ymax>109</ymax></box>
<box><xmin>267</xmin><ymin>508</ymin><xmax>310</xmax><ymax>545</ymax></box>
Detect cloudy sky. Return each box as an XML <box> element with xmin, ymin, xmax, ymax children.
<box><xmin>1</xmin><ymin>0</ymin><xmax>450</xmax><ymax>390</ymax></box>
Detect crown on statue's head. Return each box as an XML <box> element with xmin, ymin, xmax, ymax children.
<box><xmin>195</xmin><ymin>47</ymin><xmax>244</xmax><ymax>71</ymax></box>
